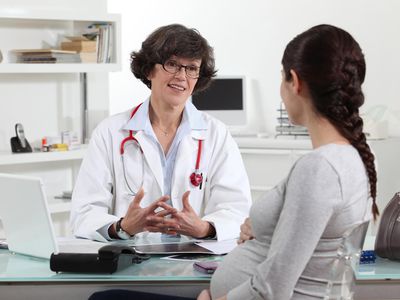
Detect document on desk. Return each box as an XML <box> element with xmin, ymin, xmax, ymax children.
<box><xmin>195</xmin><ymin>239</ymin><xmax>238</xmax><ymax>255</ymax></box>
<box><xmin>120</xmin><ymin>232</ymin><xmax>238</xmax><ymax>255</ymax></box>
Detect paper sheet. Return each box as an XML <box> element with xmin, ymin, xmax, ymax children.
<box><xmin>196</xmin><ymin>239</ymin><xmax>238</xmax><ymax>255</ymax></box>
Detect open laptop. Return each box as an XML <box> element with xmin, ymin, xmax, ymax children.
<box><xmin>0</xmin><ymin>173</ymin><xmax>103</xmax><ymax>259</ymax></box>
<box><xmin>0</xmin><ymin>173</ymin><xmax>61</xmax><ymax>259</ymax></box>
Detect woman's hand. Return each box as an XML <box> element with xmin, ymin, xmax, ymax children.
<box><xmin>122</xmin><ymin>188</ymin><xmax>178</xmax><ymax>235</ymax></box>
<box><xmin>238</xmin><ymin>217</ymin><xmax>254</xmax><ymax>244</ymax></box>
<box><xmin>197</xmin><ymin>289</ymin><xmax>227</xmax><ymax>300</ymax></box>
<box><xmin>197</xmin><ymin>289</ymin><xmax>211</xmax><ymax>300</ymax></box>
<box><xmin>157</xmin><ymin>191</ymin><xmax>214</xmax><ymax>238</ymax></box>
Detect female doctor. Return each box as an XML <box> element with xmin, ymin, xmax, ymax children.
<box><xmin>70</xmin><ymin>24</ymin><xmax>252</xmax><ymax>242</ymax></box>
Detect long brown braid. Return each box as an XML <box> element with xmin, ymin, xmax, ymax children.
<box><xmin>282</xmin><ymin>24</ymin><xmax>379</xmax><ymax>220</ymax></box>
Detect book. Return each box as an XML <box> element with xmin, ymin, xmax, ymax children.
<box><xmin>11</xmin><ymin>49</ymin><xmax>81</xmax><ymax>63</ymax></box>
<box><xmin>12</xmin><ymin>49</ymin><xmax>77</xmax><ymax>54</ymax></box>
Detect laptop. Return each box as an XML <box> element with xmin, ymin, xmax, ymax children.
<box><xmin>133</xmin><ymin>242</ymin><xmax>214</xmax><ymax>255</ymax></box>
<box><xmin>0</xmin><ymin>173</ymin><xmax>103</xmax><ymax>259</ymax></box>
<box><xmin>0</xmin><ymin>173</ymin><xmax>62</xmax><ymax>259</ymax></box>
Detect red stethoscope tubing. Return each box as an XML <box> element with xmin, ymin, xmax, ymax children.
<box><xmin>120</xmin><ymin>103</ymin><xmax>143</xmax><ymax>155</ymax></box>
<box><xmin>120</xmin><ymin>103</ymin><xmax>203</xmax><ymax>189</ymax></box>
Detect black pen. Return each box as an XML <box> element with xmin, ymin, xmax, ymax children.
<box><xmin>199</xmin><ymin>173</ymin><xmax>203</xmax><ymax>190</ymax></box>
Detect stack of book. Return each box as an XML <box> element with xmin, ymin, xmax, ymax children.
<box><xmin>276</xmin><ymin>104</ymin><xmax>308</xmax><ymax>136</ymax></box>
<box><xmin>82</xmin><ymin>22</ymin><xmax>113</xmax><ymax>63</ymax></box>
<box><xmin>61</xmin><ymin>36</ymin><xmax>97</xmax><ymax>63</ymax></box>
<box><xmin>11</xmin><ymin>49</ymin><xmax>81</xmax><ymax>64</ymax></box>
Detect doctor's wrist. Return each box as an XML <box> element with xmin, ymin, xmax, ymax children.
<box><xmin>108</xmin><ymin>222</ymin><xmax>119</xmax><ymax>239</ymax></box>
<box><xmin>108</xmin><ymin>218</ymin><xmax>134</xmax><ymax>240</ymax></box>
<box><xmin>198</xmin><ymin>222</ymin><xmax>216</xmax><ymax>239</ymax></box>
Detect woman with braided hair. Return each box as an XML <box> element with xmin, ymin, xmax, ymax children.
<box><xmin>199</xmin><ymin>24</ymin><xmax>378</xmax><ymax>300</ymax></box>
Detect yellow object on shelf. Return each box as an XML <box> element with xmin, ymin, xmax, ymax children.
<box><xmin>50</xmin><ymin>143</ymin><xmax>69</xmax><ymax>151</ymax></box>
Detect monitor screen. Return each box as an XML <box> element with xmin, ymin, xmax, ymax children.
<box><xmin>191</xmin><ymin>76</ymin><xmax>246</xmax><ymax>126</ymax></box>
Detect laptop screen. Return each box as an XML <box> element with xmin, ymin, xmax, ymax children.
<box><xmin>0</xmin><ymin>173</ymin><xmax>59</xmax><ymax>259</ymax></box>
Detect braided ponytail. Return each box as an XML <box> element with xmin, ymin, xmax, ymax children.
<box><xmin>316</xmin><ymin>57</ymin><xmax>379</xmax><ymax>221</ymax></box>
<box><xmin>324</xmin><ymin>101</ymin><xmax>379</xmax><ymax>221</ymax></box>
<box><xmin>281</xmin><ymin>24</ymin><xmax>379</xmax><ymax>220</ymax></box>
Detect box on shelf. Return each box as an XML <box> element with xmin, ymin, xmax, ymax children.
<box><xmin>61</xmin><ymin>36</ymin><xmax>97</xmax><ymax>53</ymax></box>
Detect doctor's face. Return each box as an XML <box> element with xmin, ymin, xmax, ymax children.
<box><xmin>148</xmin><ymin>56</ymin><xmax>201</xmax><ymax>109</ymax></box>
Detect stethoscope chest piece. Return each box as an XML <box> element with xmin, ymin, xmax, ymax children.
<box><xmin>190</xmin><ymin>172</ymin><xmax>203</xmax><ymax>187</ymax></box>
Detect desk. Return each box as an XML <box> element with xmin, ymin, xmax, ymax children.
<box><xmin>355</xmin><ymin>258</ymin><xmax>400</xmax><ymax>300</ymax></box>
<box><xmin>1</xmin><ymin>250</ymin><xmax>400</xmax><ymax>300</ymax></box>
<box><xmin>0</xmin><ymin>249</ymin><xmax>210</xmax><ymax>300</ymax></box>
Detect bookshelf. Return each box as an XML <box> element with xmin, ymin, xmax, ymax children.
<box><xmin>0</xmin><ymin>11</ymin><xmax>121</xmax><ymax>237</ymax></box>
<box><xmin>0</xmin><ymin>12</ymin><xmax>121</xmax><ymax>72</ymax></box>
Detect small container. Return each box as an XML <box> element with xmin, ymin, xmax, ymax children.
<box><xmin>61</xmin><ymin>130</ymin><xmax>71</xmax><ymax>146</ymax></box>
<box><xmin>41</xmin><ymin>137</ymin><xmax>49</xmax><ymax>152</ymax></box>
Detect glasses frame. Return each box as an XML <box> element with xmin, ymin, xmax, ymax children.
<box><xmin>161</xmin><ymin>60</ymin><xmax>201</xmax><ymax>79</ymax></box>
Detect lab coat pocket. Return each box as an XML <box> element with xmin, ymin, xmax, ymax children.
<box><xmin>188</xmin><ymin>172</ymin><xmax>207</xmax><ymax>214</ymax></box>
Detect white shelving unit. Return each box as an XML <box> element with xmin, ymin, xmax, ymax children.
<box><xmin>0</xmin><ymin>12</ymin><xmax>121</xmax><ymax>72</ymax></box>
<box><xmin>0</xmin><ymin>11</ymin><xmax>120</xmax><ymax>237</ymax></box>
<box><xmin>0</xmin><ymin>147</ymin><xmax>87</xmax><ymax>165</ymax></box>
<box><xmin>0</xmin><ymin>147</ymin><xmax>87</xmax><ymax>213</ymax></box>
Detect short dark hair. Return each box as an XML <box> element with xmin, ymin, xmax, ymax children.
<box><xmin>130</xmin><ymin>24</ymin><xmax>217</xmax><ymax>93</ymax></box>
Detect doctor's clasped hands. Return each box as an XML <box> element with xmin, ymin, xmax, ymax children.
<box><xmin>108</xmin><ymin>189</ymin><xmax>216</xmax><ymax>239</ymax></box>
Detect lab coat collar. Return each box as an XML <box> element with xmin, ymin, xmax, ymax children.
<box><xmin>121</xmin><ymin>97</ymin><xmax>208</xmax><ymax>140</ymax></box>
<box><xmin>185</xmin><ymin>100</ymin><xmax>208</xmax><ymax>140</ymax></box>
<box><xmin>121</xmin><ymin>98</ymin><xmax>150</xmax><ymax>132</ymax></box>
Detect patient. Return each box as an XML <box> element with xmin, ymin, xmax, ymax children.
<box><xmin>199</xmin><ymin>24</ymin><xmax>379</xmax><ymax>300</ymax></box>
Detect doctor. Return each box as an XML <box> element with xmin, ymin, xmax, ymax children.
<box><xmin>70</xmin><ymin>24</ymin><xmax>251</xmax><ymax>242</ymax></box>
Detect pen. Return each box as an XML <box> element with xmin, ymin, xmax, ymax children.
<box><xmin>199</xmin><ymin>173</ymin><xmax>203</xmax><ymax>190</ymax></box>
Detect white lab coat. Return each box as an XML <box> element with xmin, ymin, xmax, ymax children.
<box><xmin>70</xmin><ymin>100</ymin><xmax>251</xmax><ymax>242</ymax></box>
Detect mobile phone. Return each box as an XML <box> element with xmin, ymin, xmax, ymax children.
<box><xmin>193</xmin><ymin>261</ymin><xmax>219</xmax><ymax>274</ymax></box>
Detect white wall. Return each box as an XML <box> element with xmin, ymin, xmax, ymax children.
<box><xmin>108</xmin><ymin>0</ymin><xmax>400</xmax><ymax>136</ymax></box>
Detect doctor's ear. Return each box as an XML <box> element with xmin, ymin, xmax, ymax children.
<box><xmin>147</xmin><ymin>68</ymin><xmax>155</xmax><ymax>81</ymax></box>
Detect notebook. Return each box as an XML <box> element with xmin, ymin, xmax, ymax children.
<box><xmin>0</xmin><ymin>173</ymin><xmax>103</xmax><ymax>259</ymax></box>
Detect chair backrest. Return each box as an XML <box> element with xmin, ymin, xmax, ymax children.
<box><xmin>324</xmin><ymin>221</ymin><xmax>370</xmax><ymax>300</ymax></box>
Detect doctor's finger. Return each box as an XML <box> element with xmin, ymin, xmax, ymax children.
<box><xmin>144</xmin><ymin>225</ymin><xmax>178</xmax><ymax>235</ymax></box>
<box><xmin>181</xmin><ymin>191</ymin><xmax>192</xmax><ymax>211</ymax></box>
<box><xmin>147</xmin><ymin>195</ymin><xmax>169</xmax><ymax>211</ymax></box>
<box><xmin>156</xmin><ymin>202</ymin><xmax>177</xmax><ymax>213</ymax></box>
<box><xmin>155</xmin><ymin>208</ymin><xmax>176</xmax><ymax>218</ymax></box>
<box><xmin>145</xmin><ymin>219</ymin><xmax>180</xmax><ymax>232</ymax></box>
<box><xmin>146</xmin><ymin>216</ymin><xmax>178</xmax><ymax>227</ymax></box>
<box><xmin>132</xmin><ymin>188</ymin><xmax>145</xmax><ymax>206</ymax></box>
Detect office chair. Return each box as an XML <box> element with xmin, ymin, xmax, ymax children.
<box><xmin>323</xmin><ymin>221</ymin><xmax>370</xmax><ymax>300</ymax></box>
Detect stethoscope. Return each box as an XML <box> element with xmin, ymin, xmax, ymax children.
<box><xmin>120</xmin><ymin>103</ymin><xmax>204</xmax><ymax>196</ymax></box>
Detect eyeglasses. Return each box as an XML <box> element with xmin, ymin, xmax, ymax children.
<box><xmin>161</xmin><ymin>60</ymin><xmax>200</xmax><ymax>79</ymax></box>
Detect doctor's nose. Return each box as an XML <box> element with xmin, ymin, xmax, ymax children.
<box><xmin>174</xmin><ymin>67</ymin><xmax>187</xmax><ymax>80</ymax></box>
